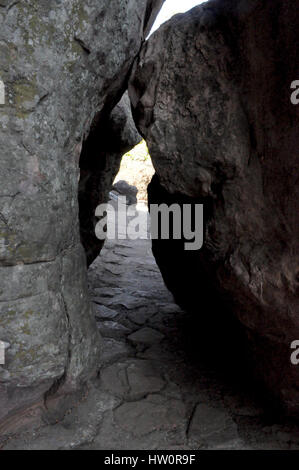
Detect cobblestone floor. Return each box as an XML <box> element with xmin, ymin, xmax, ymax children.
<box><xmin>4</xmin><ymin>202</ymin><xmax>299</xmax><ymax>450</ymax></box>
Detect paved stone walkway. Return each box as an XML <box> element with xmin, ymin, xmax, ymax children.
<box><xmin>3</xmin><ymin>202</ymin><xmax>299</xmax><ymax>449</ymax></box>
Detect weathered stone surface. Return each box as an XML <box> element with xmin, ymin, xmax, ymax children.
<box><xmin>114</xmin><ymin>396</ymin><xmax>186</xmax><ymax>437</ymax></box>
<box><xmin>128</xmin><ymin>327</ymin><xmax>164</xmax><ymax>347</ymax></box>
<box><xmin>93</xmin><ymin>304</ymin><xmax>118</xmax><ymax>321</ymax></box>
<box><xmin>100</xmin><ymin>338</ymin><xmax>132</xmax><ymax>366</ymax></box>
<box><xmin>187</xmin><ymin>403</ymin><xmax>240</xmax><ymax>448</ymax></box>
<box><xmin>126</xmin><ymin>359</ymin><xmax>165</xmax><ymax>400</ymax></box>
<box><xmin>0</xmin><ymin>0</ymin><xmax>163</xmax><ymax>429</ymax></box>
<box><xmin>100</xmin><ymin>359</ymin><xmax>165</xmax><ymax>400</ymax></box>
<box><xmin>102</xmin><ymin>292</ymin><xmax>150</xmax><ymax>310</ymax></box>
<box><xmin>129</xmin><ymin>0</ymin><xmax>299</xmax><ymax>415</ymax></box>
<box><xmin>97</xmin><ymin>321</ymin><xmax>130</xmax><ymax>339</ymax></box>
<box><xmin>2</xmin><ymin>386</ymin><xmax>121</xmax><ymax>450</ymax></box>
<box><xmin>100</xmin><ymin>362</ymin><xmax>130</xmax><ymax>398</ymax></box>
<box><xmin>3</xmin><ymin>200</ymin><xmax>299</xmax><ymax>450</ymax></box>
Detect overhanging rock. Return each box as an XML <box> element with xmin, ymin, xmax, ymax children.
<box><xmin>129</xmin><ymin>0</ymin><xmax>299</xmax><ymax>415</ymax></box>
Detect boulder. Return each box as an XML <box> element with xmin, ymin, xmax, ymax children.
<box><xmin>0</xmin><ymin>0</ymin><xmax>163</xmax><ymax>429</ymax></box>
<box><xmin>129</xmin><ymin>0</ymin><xmax>299</xmax><ymax>415</ymax></box>
<box><xmin>112</xmin><ymin>180</ymin><xmax>138</xmax><ymax>205</ymax></box>
<box><xmin>79</xmin><ymin>93</ymin><xmax>140</xmax><ymax>266</ymax></box>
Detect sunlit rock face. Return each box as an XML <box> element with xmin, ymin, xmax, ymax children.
<box><xmin>0</xmin><ymin>0</ymin><xmax>163</xmax><ymax>428</ymax></box>
<box><xmin>129</xmin><ymin>0</ymin><xmax>299</xmax><ymax>415</ymax></box>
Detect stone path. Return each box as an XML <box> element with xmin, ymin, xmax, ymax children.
<box><xmin>3</xmin><ymin>202</ymin><xmax>299</xmax><ymax>449</ymax></box>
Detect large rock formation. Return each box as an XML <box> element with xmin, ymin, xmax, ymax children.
<box><xmin>0</xmin><ymin>0</ymin><xmax>163</xmax><ymax>429</ymax></box>
<box><xmin>129</xmin><ymin>0</ymin><xmax>299</xmax><ymax>415</ymax></box>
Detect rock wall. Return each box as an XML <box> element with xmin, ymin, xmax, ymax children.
<box><xmin>129</xmin><ymin>0</ymin><xmax>299</xmax><ymax>415</ymax></box>
<box><xmin>0</xmin><ymin>0</ymin><xmax>163</xmax><ymax>429</ymax></box>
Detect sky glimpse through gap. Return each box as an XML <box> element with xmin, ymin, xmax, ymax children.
<box><xmin>150</xmin><ymin>0</ymin><xmax>206</xmax><ymax>35</ymax></box>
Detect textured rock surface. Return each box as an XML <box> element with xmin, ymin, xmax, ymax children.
<box><xmin>0</xmin><ymin>0</ymin><xmax>163</xmax><ymax>429</ymax></box>
<box><xmin>129</xmin><ymin>0</ymin><xmax>299</xmax><ymax>415</ymax></box>
<box><xmin>112</xmin><ymin>179</ymin><xmax>138</xmax><ymax>205</ymax></box>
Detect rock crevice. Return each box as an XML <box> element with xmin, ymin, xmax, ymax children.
<box><xmin>129</xmin><ymin>0</ymin><xmax>299</xmax><ymax>415</ymax></box>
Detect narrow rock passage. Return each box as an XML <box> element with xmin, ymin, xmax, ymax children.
<box><xmin>86</xmin><ymin>202</ymin><xmax>245</xmax><ymax>450</ymax></box>
<box><xmin>4</xmin><ymin>200</ymin><xmax>299</xmax><ymax>450</ymax></box>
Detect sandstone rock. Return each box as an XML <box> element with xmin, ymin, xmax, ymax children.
<box><xmin>129</xmin><ymin>0</ymin><xmax>299</xmax><ymax>415</ymax></box>
<box><xmin>0</xmin><ymin>0</ymin><xmax>163</xmax><ymax>429</ymax></box>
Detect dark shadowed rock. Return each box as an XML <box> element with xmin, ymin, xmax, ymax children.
<box><xmin>0</xmin><ymin>0</ymin><xmax>164</xmax><ymax>430</ymax></box>
<box><xmin>129</xmin><ymin>0</ymin><xmax>299</xmax><ymax>415</ymax></box>
<box><xmin>128</xmin><ymin>327</ymin><xmax>164</xmax><ymax>347</ymax></box>
<box><xmin>187</xmin><ymin>403</ymin><xmax>240</xmax><ymax>448</ymax></box>
<box><xmin>112</xmin><ymin>180</ymin><xmax>138</xmax><ymax>205</ymax></box>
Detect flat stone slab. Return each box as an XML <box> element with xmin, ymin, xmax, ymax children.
<box><xmin>127</xmin><ymin>309</ymin><xmax>155</xmax><ymax>326</ymax></box>
<box><xmin>100</xmin><ymin>362</ymin><xmax>130</xmax><ymax>398</ymax></box>
<box><xmin>100</xmin><ymin>338</ymin><xmax>132</xmax><ymax>366</ymax></box>
<box><xmin>114</xmin><ymin>396</ymin><xmax>186</xmax><ymax>437</ymax></box>
<box><xmin>187</xmin><ymin>403</ymin><xmax>240</xmax><ymax>447</ymax></box>
<box><xmin>107</xmin><ymin>294</ymin><xmax>148</xmax><ymax>310</ymax></box>
<box><xmin>158</xmin><ymin>303</ymin><xmax>183</xmax><ymax>314</ymax></box>
<box><xmin>128</xmin><ymin>327</ymin><xmax>164</xmax><ymax>347</ymax></box>
<box><xmin>100</xmin><ymin>359</ymin><xmax>165</xmax><ymax>400</ymax></box>
<box><xmin>97</xmin><ymin>321</ymin><xmax>130</xmax><ymax>339</ymax></box>
<box><xmin>126</xmin><ymin>360</ymin><xmax>165</xmax><ymax>400</ymax></box>
<box><xmin>5</xmin><ymin>182</ymin><xmax>299</xmax><ymax>450</ymax></box>
<box><xmin>93</xmin><ymin>287</ymin><xmax>123</xmax><ymax>298</ymax></box>
<box><xmin>94</xmin><ymin>304</ymin><xmax>118</xmax><ymax>320</ymax></box>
